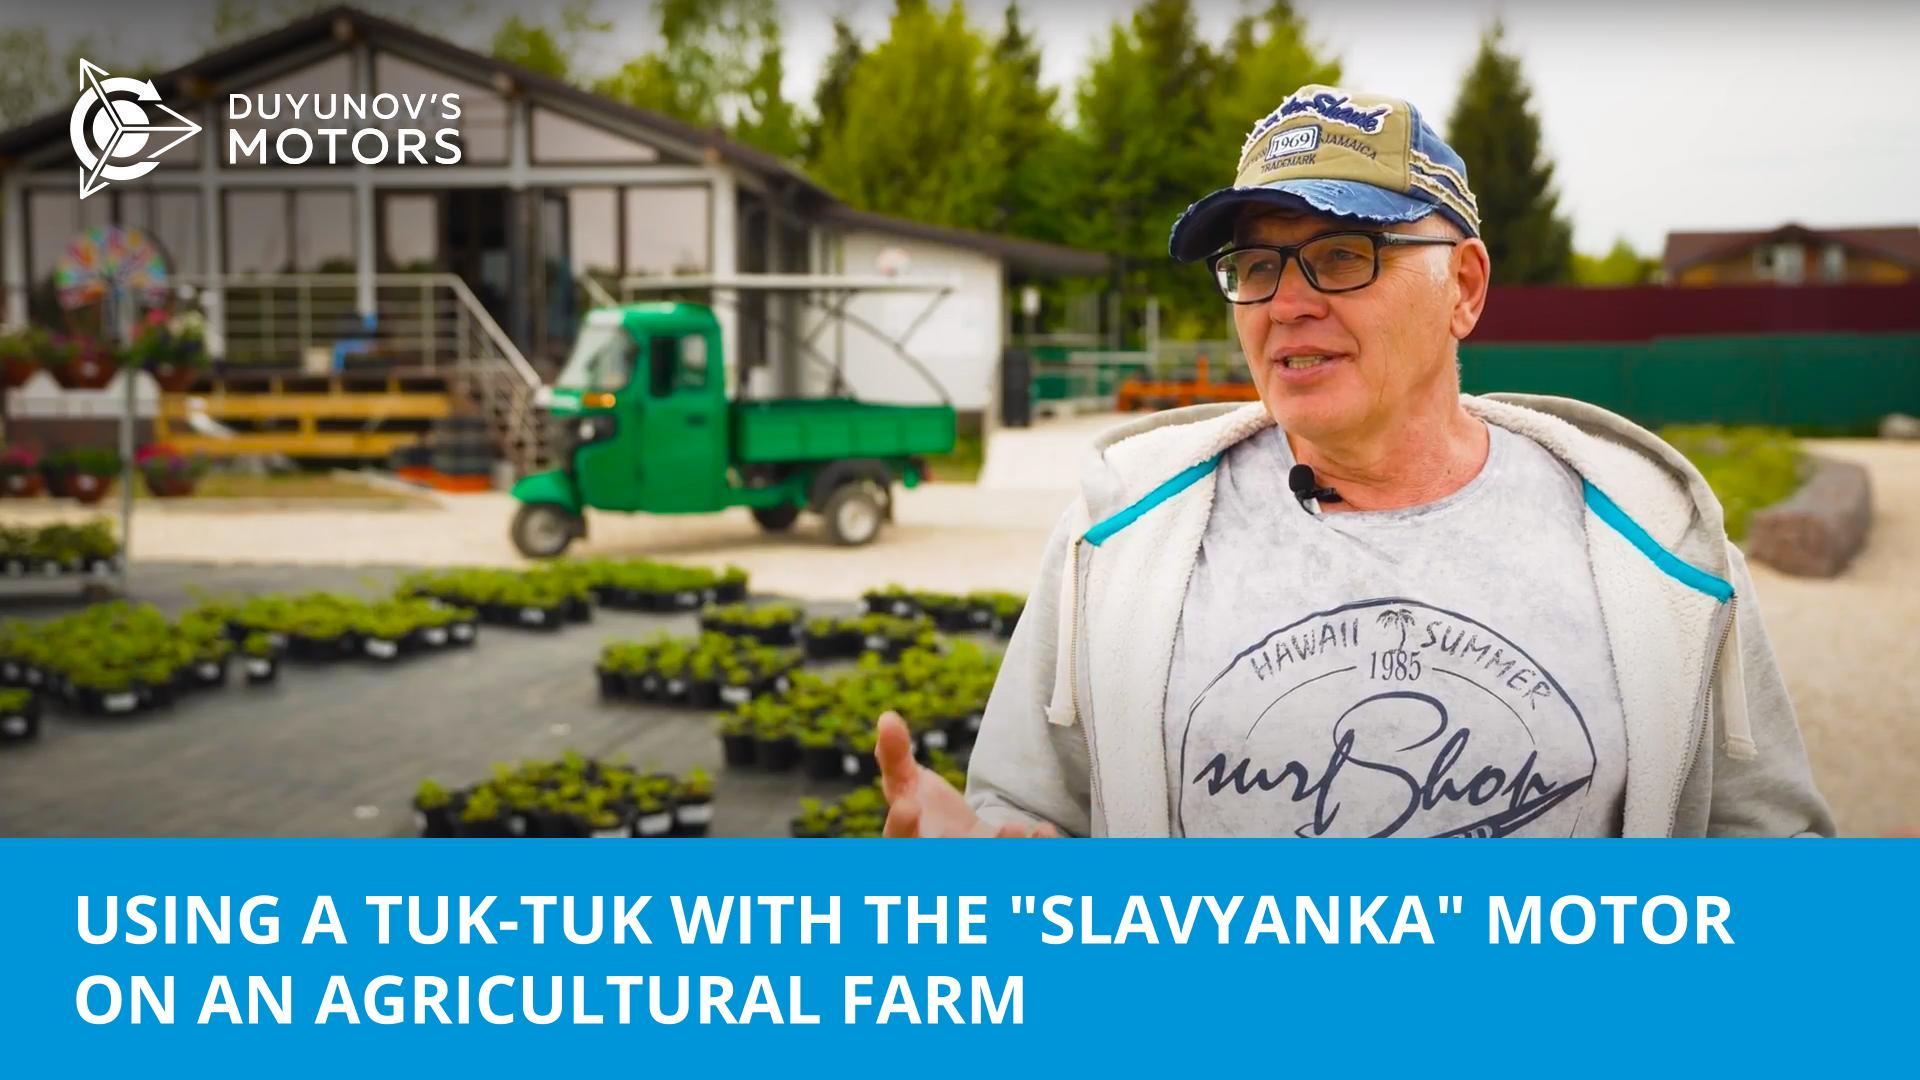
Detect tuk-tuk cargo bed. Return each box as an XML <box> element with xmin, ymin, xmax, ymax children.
<box><xmin>733</xmin><ymin>398</ymin><xmax>956</xmax><ymax>463</ymax></box>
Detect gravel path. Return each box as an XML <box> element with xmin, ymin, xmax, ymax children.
<box><xmin>1736</xmin><ymin>441</ymin><xmax>1920</xmax><ymax>836</ymax></box>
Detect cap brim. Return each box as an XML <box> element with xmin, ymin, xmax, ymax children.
<box><xmin>1167</xmin><ymin>179</ymin><xmax>1442</xmax><ymax>263</ymax></box>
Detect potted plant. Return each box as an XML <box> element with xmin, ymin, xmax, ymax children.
<box><xmin>797</xmin><ymin>724</ymin><xmax>843</xmax><ymax>781</ymax></box>
<box><xmin>0</xmin><ymin>325</ymin><xmax>48</xmax><ymax>389</ymax></box>
<box><xmin>1</xmin><ymin>447</ymin><xmax>43</xmax><ymax>497</ymax></box>
<box><xmin>136</xmin><ymin>444</ymin><xmax>204</xmax><ymax>497</ymax></box>
<box><xmin>862</xmin><ymin>584</ymin><xmax>918</xmax><ymax>617</ymax></box>
<box><xmin>128</xmin><ymin>309</ymin><xmax>208</xmax><ymax>392</ymax></box>
<box><xmin>747</xmin><ymin>700</ymin><xmax>798</xmax><ymax>771</ymax></box>
<box><xmin>48</xmin><ymin>335</ymin><xmax>114</xmax><ymax>391</ymax></box>
<box><xmin>631</xmin><ymin>782</ymin><xmax>676</xmax><ymax>838</ymax></box>
<box><xmin>66</xmin><ymin>448</ymin><xmax>121</xmax><ymax>506</ymax></box>
<box><xmin>789</xmin><ymin>797</ymin><xmax>839</xmax><ymax>839</ymax></box>
<box><xmin>840</xmin><ymin>728</ymin><xmax>880</xmax><ymax>781</ymax></box>
<box><xmin>240</xmin><ymin>632</ymin><xmax>280</xmax><ymax>685</ymax></box>
<box><xmin>718</xmin><ymin>710</ymin><xmax>757</xmax><ymax>768</ymax></box>
<box><xmin>0</xmin><ymin>687</ymin><xmax>39</xmax><ymax>744</ymax></box>
<box><xmin>413</xmin><ymin>778</ymin><xmax>457</xmax><ymax>837</ymax></box>
<box><xmin>672</xmin><ymin>768</ymin><xmax>714</xmax><ymax>837</ymax></box>
<box><xmin>453</xmin><ymin>785</ymin><xmax>515</xmax><ymax>838</ymax></box>
<box><xmin>69</xmin><ymin>661</ymin><xmax>141</xmax><ymax>716</ymax></box>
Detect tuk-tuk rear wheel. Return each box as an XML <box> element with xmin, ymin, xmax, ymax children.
<box><xmin>823</xmin><ymin>482</ymin><xmax>885</xmax><ymax>546</ymax></box>
<box><xmin>511</xmin><ymin>502</ymin><xmax>580</xmax><ymax>559</ymax></box>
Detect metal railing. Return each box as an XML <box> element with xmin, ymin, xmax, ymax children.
<box><xmin>177</xmin><ymin>272</ymin><xmax>549</xmax><ymax>473</ymax></box>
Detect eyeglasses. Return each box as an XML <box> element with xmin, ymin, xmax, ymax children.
<box><xmin>1207</xmin><ymin>231</ymin><xmax>1460</xmax><ymax>303</ymax></box>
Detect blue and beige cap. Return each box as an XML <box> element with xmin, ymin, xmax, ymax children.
<box><xmin>1168</xmin><ymin>85</ymin><xmax>1481</xmax><ymax>262</ymax></box>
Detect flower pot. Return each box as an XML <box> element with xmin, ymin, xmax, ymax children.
<box><xmin>41</xmin><ymin>464</ymin><xmax>74</xmax><ymax>498</ymax></box>
<box><xmin>70</xmin><ymin>472</ymin><xmax>115</xmax><ymax>506</ymax></box>
<box><xmin>362</xmin><ymin>636</ymin><xmax>403</xmax><ymax>661</ymax></box>
<box><xmin>50</xmin><ymin>353</ymin><xmax>115</xmax><ymax>390</ymax></box>
<box><xmin>626</xmin><ymin>671</ymin><xmax>661</xmax><ymax>702</ymax></box>
<box><xmin>2</xmin><ymin>471</ymin><xmax>43</xmax><ymax>498</ymax></box>
<box><xmin>146</xmin><ymin>360</ymin><xmax>200</xmax><ymax>392</ymax></box>
<box><xmin>564</xmin><ymin>595</ymin><xmax>593</xmax><ymax>623</ymax></box>
<box><xmin>596</xmin><ymin>665</ymin><xmax>627</xmax><ymax>699</ymax></box>
<box><xmin>755</xmin><ymin>735</ymin><xmax>799</xmax><ymax>771</ymax></box>
<box><xmin>411</xmin><ymin>625</ymin><xmax>449</xmax><ymax>650</ymax></box>
<box><xmin>0</xmin><ymin>691</ymin><xmax>42</xmax><ymax>743</ymax></box>
<box><xmin>662</xmin><ymin>675</ymin><xmax>690</xmax><ymax>704</ymax></box>
<box><xmin>720</xmin><ymin>731</ymin><xmax>757</xmax><ymax>768</ymax></box>
<box><xmin>79</xmin><ymin>685</ymin><xmax>142</xmax><ymax>716</ymax></box>
<box><xmin>143</xmin><ymin>471</ymin><xmax>197</xmax><ymax>497</ymax></box>
<box><xmin>447</xmin><ymin>619</ymin><xmax>477</xmax><ymax>646</ymax></box>
<box><xmin>192</xmin><ymin>656</ymin><xmax>229</xmax><ymax>688</ymax></box>
<box><xmin>839</xmin><ymin>743</ymin><xmax>880</xmax><ymax>782</ymax></box>
<box><xmin>672</xmin><ymin>797</ymin><xmax>713</xmax><ymax>837</ymax></box>
<box><xmin>1</xmin><ymin>557</ymin><xmax>29</xmax><ymax>578</ymax></box>
<box><xmin>0</xmin><ymin>701</ymin><xmax>40</xmax><ymax>743</ymax></box>
<box><xmin>716</xmin><ymin>681</ymin><xmax>756</xmax><ymax>707</ymax></box>
<box><xmin>525</xmin><ymin>807</ymin><xmax>588</xmax><ymax>839</ymax></box>
<box><xmin>632</xmin><ymin>806</ymin><xmax>676</xmax><ymax>838</ymax></box>
<box><xmin>789</xmin><ymin>817</ymin><xmax>832</xmax><ymax>839</ymax></box>
<box><xmin>0</xmin><ymin>354</ymin><xmax>37</xmax><ymax>389</ymax></box>
<box><xmin>414</xmin><ymin>799</ymin><xmax>457</xmax><ymax>838</ymax></box>
<box><xmin>512</xmin><ymin>603</ymin><xmax>563</xmax><ymax>629</ymax></box>
<box><xmin>686</xmin><ymin>679</ymin><xmax>719</xmax><ymax>710</ymax></box>
<box><xmin>862</xmin><ymin>594</ymin><xmax>918</xmax><ymax>617</ymax></box>
<box><xmin>801</xmin><ymin>743</ymin><xmax>843</xmax><ymax>781</ymax></box>
<box><xmin>711</xmin><ymin>580</ymin><xmax>748</xmax><ymax>604</ymax></box>
<box><xmin>243</xmin><ymin>655</ymin><xmax>279</xmax><ymax>685</ymax></box>
<box><xmin>452</xmin><ymin>814</ymin><xmax>516</xmax><ymax>838</ymax></box>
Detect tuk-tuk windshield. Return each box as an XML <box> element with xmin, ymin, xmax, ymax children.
<box><xmin>554</xmin><ymin>324</ymin><xmax>633</xmax><ymax>392</ymax></box>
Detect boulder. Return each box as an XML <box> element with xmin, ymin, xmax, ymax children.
<box><xmin>1880</xmin><ymin>413</ymin><xmax>1920</xmax><ymax>440</ymax></box>
<box><xmin>1746</xmin><ymin>457</ymin><xmax>1872</xmax><ymax>578</ymax></box>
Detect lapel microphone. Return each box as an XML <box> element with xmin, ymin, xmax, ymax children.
<box><xmin>1288</xmin><ymin>463</ymin><xmax>1343</xmax><ymax>511</ymax></box>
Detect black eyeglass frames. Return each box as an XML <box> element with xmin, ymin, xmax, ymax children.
<box><xmin>1207</xmin><ymin>231</ymin><xmax>1460</xmax><ymax>302</ymax></box>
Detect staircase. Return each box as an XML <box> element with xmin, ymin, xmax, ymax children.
<box><xmin>180</xmin><ymin>272</ymin><xmax>550</xmax><ymax>474</ymax></box>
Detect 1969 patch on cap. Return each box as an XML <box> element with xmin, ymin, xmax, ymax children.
<box><xmin>1169</xmin><ymin>85</ymin><xmax>1481</xmax><ymax>262</ymax></box>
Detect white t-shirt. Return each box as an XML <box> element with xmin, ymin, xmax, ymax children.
<box><xmin>1164</xmin><ymin>422</ymin><xmax>1628</xmax><ymax>837</ymax></box>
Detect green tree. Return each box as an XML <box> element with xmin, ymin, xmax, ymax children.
<box><xmin>811</xmin><ymin>1</ymin><xmax>1008</xmax><ymax>228</ymax></box>
<box><xmin>1206</xmin><ymin>2</ymin><xmax>1341</xmax><ymax>165</ymax></box>
<box><xmin>805</xmin><ymin>15</ymin><xmax>865</xmax><ymax>164</ymax></box>
<box><xmin>1062</xmin><ymin>0</ymin><xmax>1224</xmax><ymax>338</ymax></box>
<box><xmin>1446</xmin><ymin>23</ymin><xmax>1573</xmax><ymax>284</ymax></box>
<box><xmin>980</xmin><ymin>3</ymin><xmax>1070</xmax><ymax>240</ymax></box>
<box><xmin>593</xmin><ymin>0</ymin><xmax>801</xmax><ymax>158</ymax></box>
<box><xmin>0</xmin><ymin>28</ymin><xmax>58</xmax><ymax>129</ymax></box>
<box><xmin>1572</xmin><ymin>238</ymin><xmax>1660</xmax><ymax>286</ymax></box>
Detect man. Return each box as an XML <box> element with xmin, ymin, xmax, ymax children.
<box><xmin>876</xmin><ymin>85</ymin><xmax>1834</xmax><ymax>838</ymax></box>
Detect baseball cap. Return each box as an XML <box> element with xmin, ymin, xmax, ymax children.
<box><xmin>1168</xmin><ymin>85</ymin><xmax>1482</xmax><ymax>262</ymax></box>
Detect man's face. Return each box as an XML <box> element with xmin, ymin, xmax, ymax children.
<box><xmin>1228</xmin><ymin>209</ymin><xmax>1465</xmax><ymax>445</ymax></box>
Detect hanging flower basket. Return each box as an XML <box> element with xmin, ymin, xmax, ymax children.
<box><xmin>1</xmin><ymin>447</ymin><xmax>43</xmax><ymax>497</ymax></box>
<box><xmin>49</xmin><ymin>339</ymin><xmax>116</xmax><ymax>391</ymax></box>
<box><xmin>0</xmin><ymin>326</ymin><xmax>49</xmax><ymax>389</ymax></box>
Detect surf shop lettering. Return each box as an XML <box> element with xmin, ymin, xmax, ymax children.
<box><xmin>1191</xmin><ymin>691</ymin><xmax>1587</xmax><ymax>837</ymax></box>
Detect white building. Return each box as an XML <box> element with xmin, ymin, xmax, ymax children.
<box><xmin>0</xmin><ymin>3</ymin><xmax>1106</xmax><ymax>457</ymax></box>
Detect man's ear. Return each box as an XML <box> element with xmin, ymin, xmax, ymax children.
<box><xmin>1451</xmin><ymin>238</ymin><xmax>1491</xmax><ymax>341</ymax></box>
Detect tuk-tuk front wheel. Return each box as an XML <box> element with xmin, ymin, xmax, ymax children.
<box><xmin>823</xmin><ymin>482</ymin><xmax>885</xmax><ymax>546</ymax></box>
<box><xmin>511</xmin><ymin>502</ymin><xmax>581</xmax><ymax>559</ymax></box>
<box><xmin>751</xmin><ymin>503</ymin><xmax>801</xmax><ymax>532</ymax></box>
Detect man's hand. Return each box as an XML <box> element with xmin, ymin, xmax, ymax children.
<box><xmin>875</xmin><ymin>712</ymin><xmax>1058</xmax><ymax>838</ymax></box>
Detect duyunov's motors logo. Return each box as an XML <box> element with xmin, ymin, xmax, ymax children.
<box><xmin>70</xmin><ymin>59</ymin><xmax>202</xmax><ymax>200</ymax></box>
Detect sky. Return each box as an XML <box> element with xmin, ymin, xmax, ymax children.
<box><xmin>14</xmin><ymin>0</ymin><xmax>1919</xmax><ymax>255</ymax></box>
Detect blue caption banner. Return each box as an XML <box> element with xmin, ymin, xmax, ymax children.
<box><xmin>0</xmin><ymin>839</ymin><xmax>1911</xmax><ymax>1074</ymax></box>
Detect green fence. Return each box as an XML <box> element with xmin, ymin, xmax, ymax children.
<box><xmin>1456</xmin><ymin>333</ymin><xmax>1920</xmax><ymax>431</ymax></box>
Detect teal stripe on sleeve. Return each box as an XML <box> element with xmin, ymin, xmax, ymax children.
<box><xmin>1083</xmin><ymin>456</ymin><xmax>1221</xmax><ymax>546</ymax></box>
<box><xmin>1583</xmin><ymin>479</ymin><xmax>1734</xmax><ymax>602</ymax></box>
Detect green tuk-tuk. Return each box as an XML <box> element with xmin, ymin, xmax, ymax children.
<box><xmin>508</xmin><ymin>302</ymin><xmax>956</xmax><ymax>557</ymax></box>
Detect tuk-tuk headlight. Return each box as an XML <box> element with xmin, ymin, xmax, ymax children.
<box><xmin>575</xmin><ymin>414</ymin><xmax>617</xmax><ymax>444</ymax></box>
